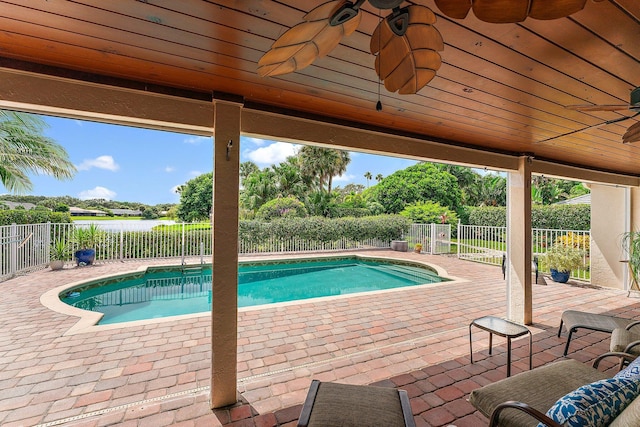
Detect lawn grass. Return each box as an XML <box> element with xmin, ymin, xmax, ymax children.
<box><xmin>154</xmin><ymin>222</ymin><xmax>211</xmax><ymax>231</ymax></box>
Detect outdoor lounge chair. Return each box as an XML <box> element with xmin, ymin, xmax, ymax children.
<box><xmin>469</xmin><ymin>352</ymin><xmax>639</xmax><ymax>427</ymax></box>
<box><xmin>558</xmin><ymin>309</ymin><xmax>634</xmax><ymax>355</ymax></box>
<box><xmin>610</xmin><ymin>321</ymin><xmax>640</xmax><ymax>369</ymax></box>
<box><xmin>297</xmin><ymin>380</ymin><xmax>415</xmax><ymax>427</ymax></box>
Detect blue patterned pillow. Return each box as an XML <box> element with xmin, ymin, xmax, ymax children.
<box><xmin>615</xmin><ymin>356</ymin><xmax>640</xmax><ymax>381</ymax></box>
<box><xmin>538</xmin><ymin>377</ymin><xmax>640</xmax><ymax>427</ymax></box>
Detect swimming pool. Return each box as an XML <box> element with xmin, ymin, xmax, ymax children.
<box><xmin>60</xmin><ymin>256</ymin><xmax>448</xmax><ymax>325</ymax></box>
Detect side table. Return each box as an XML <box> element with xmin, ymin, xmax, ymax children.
<box><xmin>469</xmin><ymin>315</ymin><xmax>532</xmax><ymax>377</ymax></box>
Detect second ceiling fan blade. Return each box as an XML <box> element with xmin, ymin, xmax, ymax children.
<box><xmin>565</xmin><ymin>104</ymin><xmax>630</xmax><ymax>112</ymax></box>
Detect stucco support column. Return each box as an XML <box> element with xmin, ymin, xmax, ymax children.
<box><xmin>210</xmin><ymin>96</ymin><xmax>241</xmax><ymax>408</ymax></box>
<box><xmin>590</xmin><ymin>184</ymin><xmax>628</xmax><ymax>289</ymax></box>
<box><xmin>506</xmin><ymin>157</ymin><xmax>532</xmax><ymax>325</ymax></box>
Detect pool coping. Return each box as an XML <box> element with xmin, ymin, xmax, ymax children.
<box><xmin>40</xmin><ymin>253</ymin><xmax>466</xmax><ymax>335</ymax></box>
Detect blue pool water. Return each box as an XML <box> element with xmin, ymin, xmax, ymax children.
<box><xmin>61</xmin><ymin>257</ymin><xmax>447</xmax><ymax>324</ymax></box>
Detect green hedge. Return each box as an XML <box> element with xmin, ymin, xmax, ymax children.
<box><xmin>331</xmin><ymin>207</ymin><xmax>371</xmax><ymax>218</ymax></box>
<box><xmin>468</xmin><ymin>205</ymin><xmax>590</xmax><ymax>230</ymax></box>
<box><xmin>0</xmin><ymin>210</ymin><xmax>72</xmax><ymax>226</ymax></box>
<box><xmin>239</xmin><ymin>215</ymin><xmax>410</xmax><ymax>245</ymax></box>
<box><xmin>97</xmin><ymin>215</ymin><xmax>411</xmax><ymax>258</ymax></box>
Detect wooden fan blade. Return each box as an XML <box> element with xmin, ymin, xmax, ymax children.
<box><xmin>529</xmin><ymin>0</ymin><xmax>587</xmax><ymax>20</ymax></box>
<box><xmin>473</xmin><ymin>0</ymin><xmax>529</xmax><ymax>23</ymax></box>
<box><xmin>257</xmin><ymin>1</ymin><xmax>361</xmax><ymax>77</ymax></box>
<box><xmin>565</xmin><ymin>104</ymin><xmax>630</xmax><ymax>112</ymax></box>
<box><xmin>435</xmin><ymin>0</ymin><xmax>591</xmax><ymax>22</ymax></box>
<box><xmin>433</xmin><ymin>0</ymin><xmax>471</xmax><ymax>19</ymax></box>
<box><xmin>371</xmin><ymin>6</ymin><xmax>443</xmax><ymax>94</ymax></box>
<box><xmin>623</xmin><ymin>121</ymin><xmax>640</xmax><ymax>144</ymax></box>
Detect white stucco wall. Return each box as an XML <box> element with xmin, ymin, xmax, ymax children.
<box><xmin>590</xmin><ymin>184</ymin><xmax>627</xmax><ymax>289</ymax></box>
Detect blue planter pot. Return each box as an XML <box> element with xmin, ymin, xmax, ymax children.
<box><xmin>550</xmin><ymin>269</ymin><xmax>570</xmax><ymax>283</ymax></box>
<box><xmin>74</xmin><ymin>249</ymin><xmax>95</xmax><ymax>266</ymax></box>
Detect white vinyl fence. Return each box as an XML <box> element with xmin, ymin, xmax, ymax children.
<box><xmin>404</xmin><ymin>223</ymin><xmax>451</xmax><ymax>254</ymax></box>
<box><xmin>457</xmin><ymin>224</ymin><xmax>591</xmax><ymax>281</ymax></box>
<box><xmin>1</xmin><ymin>220</ymin><xmax>588</xmax><ymax>283</ymax></box>
<box><xmin>1</xmin><ymin>221</ymin><xmax>396</xmax><ymax>282</ymax></box>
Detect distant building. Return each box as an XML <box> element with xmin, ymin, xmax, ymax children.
<box><xmin>69</xmin><ymin>206</ymin><xmax>107</xmax><ymax>216</ymax></box>
<box><xmin>110</xmin><ymin>208</ymin><xmax>142</xmax><ymax>216</ymax></box>
<box><xmin>555</xmin><ymin>194</ymin><xmax>591</xmax><ymax>205</ymax></box>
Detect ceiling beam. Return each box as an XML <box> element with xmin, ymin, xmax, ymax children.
<box><xmin>1</xmin><ymin>65</ymin><xmax>637</xmax><ymax>187</ymax></box>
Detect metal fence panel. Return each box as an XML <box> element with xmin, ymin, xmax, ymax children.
<box><xmin>457</xmin><ymin>224</ymin><xmax>591</xmax><ymax>281</ymax></box>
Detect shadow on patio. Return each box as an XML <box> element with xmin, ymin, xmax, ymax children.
<box><xmin>211</xmin><ymin>252</ymin><xmax>640</xmax><ymax>427</ymax></box>
<box><xmin>1</xmin><ymin>251</ymin><xmax>639</xmax><ymax>426</ymax></box>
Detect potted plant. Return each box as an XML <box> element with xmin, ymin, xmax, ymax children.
<box><xmin>542</xmin><ymin>244</ymin><xmax>584</xmax><ymax>283</ymax></box>
<box><xmin>414</xmin><ymin>243</ymin><xmax>423</xmax><ymax>253</ymax></box>
<box><xmin>73</xmin><ymin>223</ymin><xmax>101</xmax><ymax>266</ymax></box>
<box><xmin>50</xmin><ymin>240</ymin><xmax>68</xmax><ymax>271</ymax></box>
<box><xmin>621</xmin><ymin>230</ymin><xmax>640</xmax><ymax>290</ymax></box>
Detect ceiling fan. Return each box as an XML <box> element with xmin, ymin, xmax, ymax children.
<box><xmin>565</xmin><ymin>87</ymin><xmax>640</xmax><ymax>144</ymax></box>
<box><xmin>257</xmin><ymin>0</ymin><xmax>600</xmax><ymax>95</ymax></box>
<box><xmin>257</xmin><ymin>0</ymin><xmax>444</xmax><ymax>95</ymax></box>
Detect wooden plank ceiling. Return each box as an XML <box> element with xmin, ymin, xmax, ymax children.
<box><xmin>0</xmin><ymin>0</ymin><xmax>639</xmax><ymax>175</ymax></box>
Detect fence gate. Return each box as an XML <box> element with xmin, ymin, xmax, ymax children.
<box><xmin>406</xmin><ymin>223</ymin><xmax>451</xmax><ymax>254</ymax></box>
<box><xmin>1</xmin><ymin>223</ymin><xmax>51</xmax><ymax>281</ymax></box>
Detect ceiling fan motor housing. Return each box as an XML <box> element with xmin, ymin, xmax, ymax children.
<box><xmin>368</xmin><ymin>0</ymin><xmax>404</xmax><ymax>9</ymax></box>
<box><xmin>631</xmin><ymin>87</ymin><xmax>640</xmax><ymax>110</ymax></box>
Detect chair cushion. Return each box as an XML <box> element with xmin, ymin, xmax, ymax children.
<box><xmin>611</xmin><ymin>328</ymin><xmax>640</xmax><ymax>355</ymax></box>
<box><xmin>470</xmin><ymin>359</ymin><xmax>608</xmax><ymax>427</ymax></box>
<box><xmin>609</xmin><ymin>395</ymin><xmax>640</xmax><ymax>427</ymax></box>
<box><xmin>540</xmin><ymin>377</ymin><xmax>640</xmax><ymax>427</ymax></box>
<box><xmin>615</xmin><ymin>356</ymin><xmax>640</xmax><ymax>381</ymax></box>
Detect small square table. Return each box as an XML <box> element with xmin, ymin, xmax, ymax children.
<box><xmin>469</xmin><ymin>315</ymin><xmax>532</xmax><ymax>377</ymax></box>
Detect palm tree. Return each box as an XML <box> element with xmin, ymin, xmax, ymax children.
<box><xmin>0</xmin><ymin>110</ymin><xmax>76</xmax><ymax>193</ymax></box>
<box><xmin>375</xmin><ymin>173</ymin><xmax>383</xmax><ymax>183</ymax></box>
<box><xmin>299</xmin><ymin>146</ymin><xmax>350</xmax><ymax>193</ymax></box>
<box><xmin>364</xmin><ymin>171</ymin><xmax>372</xmax><ymax>188</ymax></box>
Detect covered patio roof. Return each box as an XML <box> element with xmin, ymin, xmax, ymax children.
<box><xmin>0</xmin><ymin>0</ymin><xmax>638</xmax><ymax>178</ymax></box>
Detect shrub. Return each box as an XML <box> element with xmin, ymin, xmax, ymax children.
<box><xmin>468</xmin><ymin>205</ymin><xmax>590</xmax><ymax>230</ymax></box>
<box><xmin>541</xmin><ymin>244</ymin><xmax>584</xmax><ymax>273</ymax></box>
<box><xmin>400</xmin><ymin>201</ymin><xmax>458</xmax><ymax>225</ymax></box>
<box><xmin>0</xmin><ymin>210</ymin><xmax>72</xmax><ymax>225</ymax></box>
<box><xmin>332</xmin><ymin>207</ymin><xmax>371</xmax><ymax>218</ymax></box>
<box><xmin>238</xmin><ymin>215</ymin><xmax>411</xmax><ymax>249</ymax></box>
<box><xmin>256</xmin><ymin>197</ymin><xmax>307</xmax><ymax>221</ymax></box>
<box><xmin>468</xmin><ymin>206</ymin><xmax>506</xmax><ymax>227</ymax></box>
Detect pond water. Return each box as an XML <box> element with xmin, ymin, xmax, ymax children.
<box><xmin>73</xmin><ymin>220</ymin><xmax>176</xmax><ymax>232</ymax></box>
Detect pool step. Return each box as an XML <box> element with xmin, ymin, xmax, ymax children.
<box><xmin>182</xmin><ymin>265</ymin><xmax>204</xmax><ymax>275</ymax></box>
<box><xmin>364</xmin><ymin>264</ymin><xmax>443</xmax><ymax>283</ymax></box>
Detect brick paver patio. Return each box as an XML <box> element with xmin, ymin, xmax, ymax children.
<box><xmin>1</xmin><ymin>250</ymin><xmax>639</xmax><ymax>426</ymax></box>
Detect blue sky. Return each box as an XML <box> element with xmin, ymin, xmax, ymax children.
<box><xmin>16</xmin><ymin>115</ymin><xmax>419</xmax><ymax>205</ymax></box>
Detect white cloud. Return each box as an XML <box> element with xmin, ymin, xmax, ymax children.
<box><xmin>242</xmin><ymin>136</ymin><xmax>270</xmax><ymax>147</ymax></box>
<box><xmin>78</xmin><ymin>186</ymin><xmax>117</xmax><ymax>200</ymax></box>
<box><xmin>333</xmin><ymin>173</ymin><xmax>355</xmax><ymax>183</ymax></box>
<box><xmin>165</xmin><ymin>166</ymin><xmax>176</xmax><ymax>173</ymax></box>
<box><xmin>244</xmin><ymin>142</ymin><xmax>299</xmax><ymax>166</ymax></box>
<box><xmin>184</xmin><ymin>136</ymin><xmax>211</xmax><ymax>145</ymax></box>
<box><xmin>189</xmin><ymin>170</ymin><xmax>202</xmax><ymax>177</ymax></box>
<box><xmin>76</xmin><ymin>155</ymin><xmax>119</xmax><ymax>172</ymax></box>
